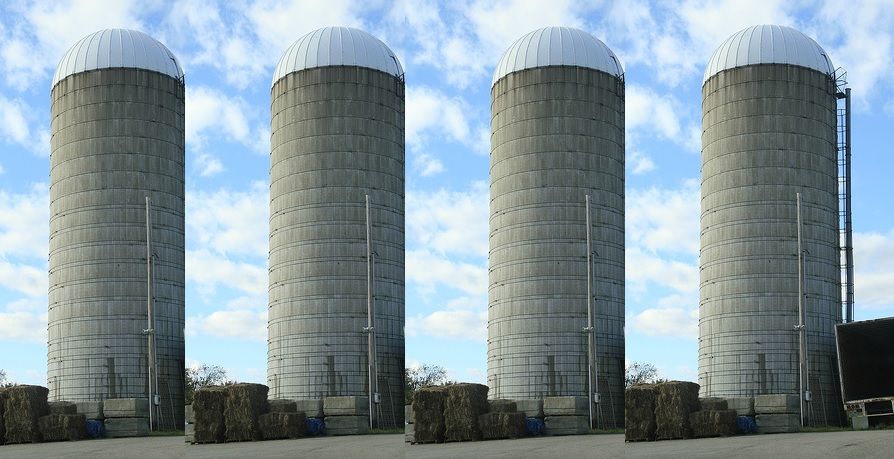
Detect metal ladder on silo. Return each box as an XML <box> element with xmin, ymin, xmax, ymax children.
<box><xmin>834</xmin><ymin>69</ymin><xmax>854</xmax><ymax>324</ymax></box>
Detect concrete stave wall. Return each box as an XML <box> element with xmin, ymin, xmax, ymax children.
<box><xmin>268</xmin><ymin>66</ymin><xmax>405</xmax><ymax>427</ymax></box>
<box><xmin>699</xmin><ymin>64</ymin><xmax>843</xmax><ymax>425</ymax></box>
<box><xmin>48</xmin><ymin>68</ymin><xmax>185</xmax><ymax>429</ymax></box>
<box><xmin>488</xmin><ymin>66</ymin><xmax>625</xmax><ymax>429</ymax></box>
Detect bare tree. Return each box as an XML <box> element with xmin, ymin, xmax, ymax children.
<box><xmin>404</xmin><ymin>364</ymin><xmax>450</xmax><ymax>403</ymax></box>
<box><xmin>625</xmin><ymin>362</ymin><xmax>665</xmax><ymax>388</ymax></box>
<box><xmin>184</xmin><ymin>364</ymin><xmax>233</xmax><ymax>404</ymax></box>
<box><xmin>0</xmin><ymin>369</ymin><xmax>14</xmax><ymax>388</ymax></box>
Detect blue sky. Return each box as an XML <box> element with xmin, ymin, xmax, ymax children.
<box><xmin>1</xmin><ymin>0</ymin><xmax>893</xmax><ymax>387</ymax></box>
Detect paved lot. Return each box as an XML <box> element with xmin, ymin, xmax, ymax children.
<box><xmin>0</xmin><ymin>434</ymin><xmax>406</xmax><ymax>459</ymax></box>
<box><xmin>626</xmin><ymin>430</ymin><xmax>894</xmax><ymax>458</ymax></box>
<box><xmin>0</xmin><ymin>436</ymin><xmax>185</xmax><ymax>459</ymax></box>
<box><xmin>406</xmin><ymin>434</ymin><xmax>624</xmax><ymax>458</ymax></box>
<box><xmin>187</xmin><ymin>434</ymin><xmax>404</xmax><ymax>458</ymax></box>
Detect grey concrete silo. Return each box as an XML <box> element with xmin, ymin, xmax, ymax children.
<box><xmin>488</xmin><ymin>27</ymin><xmax>625</xmax><ymax>429</ymax></box>
<box><xmin>268</xmin><ymin>26</ymin><xmax>405</xmax><ymax>427</ymax></box>
<box><xmin>48</xmin><ymin>29</ymin><xmax>185</xmax><ymax>429</ymax></box>
<box><xmin>699</xmin><ymin>24</ymin><xmax>843</xmax><ymax>425</ymax></box>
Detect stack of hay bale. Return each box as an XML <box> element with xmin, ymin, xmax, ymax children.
<box><xmin>478</xmin><ymin>399</ymin><xmax>526</xmax><ymax>440</ymax></box>
<box><xmin>193</xmin><ymin>387</ymin><xmax>227</xmax><ymax>443</ymax></box>
<box><xmin>3</xmin><ymin>385</ymin><xmax>50</xmax><ymax>444</ymax></box>
<box><xmin>411</xmin><ymin>383</ymin><xmax>490</xmax><ymax>443</ymax></box>
<box><xmin>103</xmin><ymin>398</ymin><xmax>149</xmax><ymax>438</ymax></box>
<box><xmin>0</xmin><ymin>387</ymin><xmax>6</xmax><ymax>444</ymax></box>
<box><xmin>624</xmin><ymin>381</ymin><xmax>701</xmax><ymax>441</ymax></box>
<box><xmin>259</xmin><ymin>399</ymin><xmax>305</xmax><ymax>440</ymax></box>
<box><xmin>75</xmin><ymin>401</ymin><xmax>105</xmax><ymax>438</ymax></box>
<box><xmin>224</xmin><ymin>383</ymin><xmax>268</xmax><ymax>441</ymax></box>
<box><xmin>404</xmin><ymin>404</ymin><xmax>414</xmax><ymax>443</ymax></box>
<box><xmin>625</xmin><ymin>384</ymin><xmax>658</xmax><ymax>441</ymax></box>
<box><xmin>513</xmin><ymin>399</ymin><xmax>545</xmax><ymax>436</ymax></box>
<box><xmin>184</xmin><ymin>404</ymin><xmax>194</xmax><ymax>443</ymax></box>
<box><xmin>444</xmin><ymin>383</ymin><xmax>489</xmax><ymax>441</ymax></box>
<box><xmin>39</xmin><ymin>401</ymin><xmax>86</xmax><ymax>442</ymax></box>
<box><xmin>754</xmin><ymin>394</ymin><xmax>801</xmax><ymax>434</ymax></box>
<box><xmin>192</xmin><ymin>384</ymin><xmax>321</xmax><ymax>444</ymax></box>
<box><xmin>412</xmin><ymin>386</ymin><xmax>448</xmax><ymax>443</ymax></box>
<box><xmin>689</xmin><ymin>397</ymin><xmax>736</xmax><ymax>438</ymax></box>
<box><xmin>543</xmin><ymin>396</ymin><xmax>590</xmax><ymax>436</ymax></box>
<box><xmin>654</xmin><ymin>381</ymin><xmax>700</xmax><ymax>440</ymax></box>
<box><xmin>323</xmin><ymin>396</ymin><xmax>369</xmax><ymax>436</ymax></box>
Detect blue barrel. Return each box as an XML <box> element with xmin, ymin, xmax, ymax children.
<box><xmin>305</xmin><ymin>417</ymin><xmax>325</xmax><ymax>436</ymax></box>
<box><xmin>525</xmin><ymin>417</ymin><xmax>545</xmax><ymax>436</ymax></box>
<box><xmin>736</xmin><ymin>416</ymin><xmax>756</xmax><ymax>434</ymax></box>
<box><xmin>85</xmin><ymin>419</ymin><xmax>105</xmax><ymax>438</ymax></box>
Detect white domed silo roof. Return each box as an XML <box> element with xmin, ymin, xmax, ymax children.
<box><xmin>703</xmin><ymin>24</ymin><xmax>834</xmax><ymax>84</ymax></box>
<box><xmin>53</xmin><ymin>29</ymin><xmax>183</xmax><ymax>88</ymax></box>
<box><xmin>492</xmin><ymin>26</ymin><xmax>623</xmax><ymax>85</ymax></box>
<box><xmin>272</xmin><ymin>26</ymin><xmax>404</xmax><ymax>87</ymax></box>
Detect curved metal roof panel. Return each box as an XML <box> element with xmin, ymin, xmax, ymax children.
<box><xmin>492</xmin><ymin>26</ymin><xmax>623</xmax><ymax>85</ymax></box>
<box><xmin>703</xmin><ymin>24</ymin><xmax>834</xmax><ymax>84</ymax></box>
<box><xmin>53</xmin><ymin>29</ymin><xmax>183</xmax><ymax>88</ymax></box>
<box><xmin>272</xmin><ymin>26</ymin><xmax>403</xmax><ymax>87</ymax></box>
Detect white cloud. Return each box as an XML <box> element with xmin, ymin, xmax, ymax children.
<box><xmin>626</xmin><ymin>84</ymin><xmax>699</xmax><ymax>152</ymax></box>
<box><xmin>627</xmin><ymin>180</ymin><xmax>700</xmax><ymax>256</ymax></box>
<box><xmin>160</xmin><ymin>1</ymin><xmax>253</xmax><ymax>87</ymax></box>
<box><xmin>405</xmin><ymin>86</ymin><xmax>488</xmax><ymax>163</ymax></box>
<box><xmin>384</xmin><ymin>1</ymin><xmax>482</xmax><ymax>88</ymax></box>
<box><xmin>405</xmin><ymin>180</ymin><xmax>489</xmax><ymax>343</ymax></box>
<box><xmin>0</xmin><ymin>183</ymin><xmax>49</xmax><ymax>260</ymax></box>
<box><xmin>406</xmin><ymin>181</ymin><xmax>489</xmax><ymax>258</ymax></box>
<box><xmin>383</xmin><ymin>0</ymin><xmax>594</xmax><ymax>88</ymax></box>
<box><xmin>0</xmin><ymin>298</ymin><xmax>47</xmax><ymax>343</ymax></box>
<box><xmin>246</xmin><ymin>0</ymin><xmax>367</xmax><ymax>78</ymax></box>
<box><xmin>0</xmin><ymin>96</ymin><xmax>30</xmax><ymax>144</ymax></box>
<box><xmin>464</xmin><ymin>367</ymin><xmax>486</xmax><ymax>384</ymax></box>
<box><xmin>812</xmin><ymin>1</ymin><xmax>894</xmax><ymax>110</ymax></box>
<box><xmin>466</xmin><ymin>0</ymin><xmax>588</xmax><ymax>53</ymax></box>
<box><xmin>407</xmin><ymin>308</ymin><xmax>487</xmax><ymax>342</ymax></box>
<box><xmin>676</xmin><ymin>0</ymin><xmax>792</xmax><ymax>69</ymax></box>
<box><xmin>631</xmin><ymin>306</ymin><xmax>698</xmax><ymax>339</ymax></box>
<box><xmin>406</xmin><ymin>249</ymin><xmax>487</xmax><ymax>298</ymax></box>
<box><xmin>195</xmin><ymin>152</ymin><xmax>224</xmax><ymax>177</ymax></box>
<box><xmin>603</xmin><ymin>0</ymin><xmax>790</xmax><ymax>87</ymax></box>
<box><xmin>186</xmin><ymin>182</ymin><xmax>268</xmax><ymax>258</ymax></box>
<box><xmin>853</xmin><ymin>229</ymin><xmax>894</xmax><ymax>310</ymax></box>
<box><xmin>188</xmin><ymin>295</ymin><xmax>267</xmax><ymax>341</ymax></box>
<box><xmin>0</xmin><ymin>262</ymin><xmax>46</xmax><ymax>298</ymax></box>
<box><xmin>626</xmin><ymin>247</ymin><xmax>699</xmax><ymax>295</ymax></box>
<box><xmin>629</xmin><ymin>150</ymin><xmax>656</xmax><ymax>174</ymax></box>
<box><xmin>0</xmin><ymin>96</ymin><xmax>49</xmax><ymax>155</ymax></box>
<box><xmin>679</xmin><ymin>0</ymin><xmax>790</xmax><ymax>45</ymax></box>
<box><xmin>1</xmin><ymin>0</ymin><xmax>147</xmax><ymax>90</ymax></box>
<box><xmin>414</xmin><ymin>153</ymin><xmax>445</xmax><ymax>177</ymax></box>
<box><xmin>186</xmin><ymin>86</ymin><xmax>266</xmax><ymax>160</ymax></box>
<box><xmin>0</xmin><ymin>183</ymin><xmax>49</xmax><ymax>299</ymax></box>
<box><xmin>183</xmin><ymin>182</ymin><xmax>270</xmax><ymax>345</ymax></box>
<box><xmin>186</xmin><ymin>249</ymin><xmax>267</xmax><ymax>296</ymax></box>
